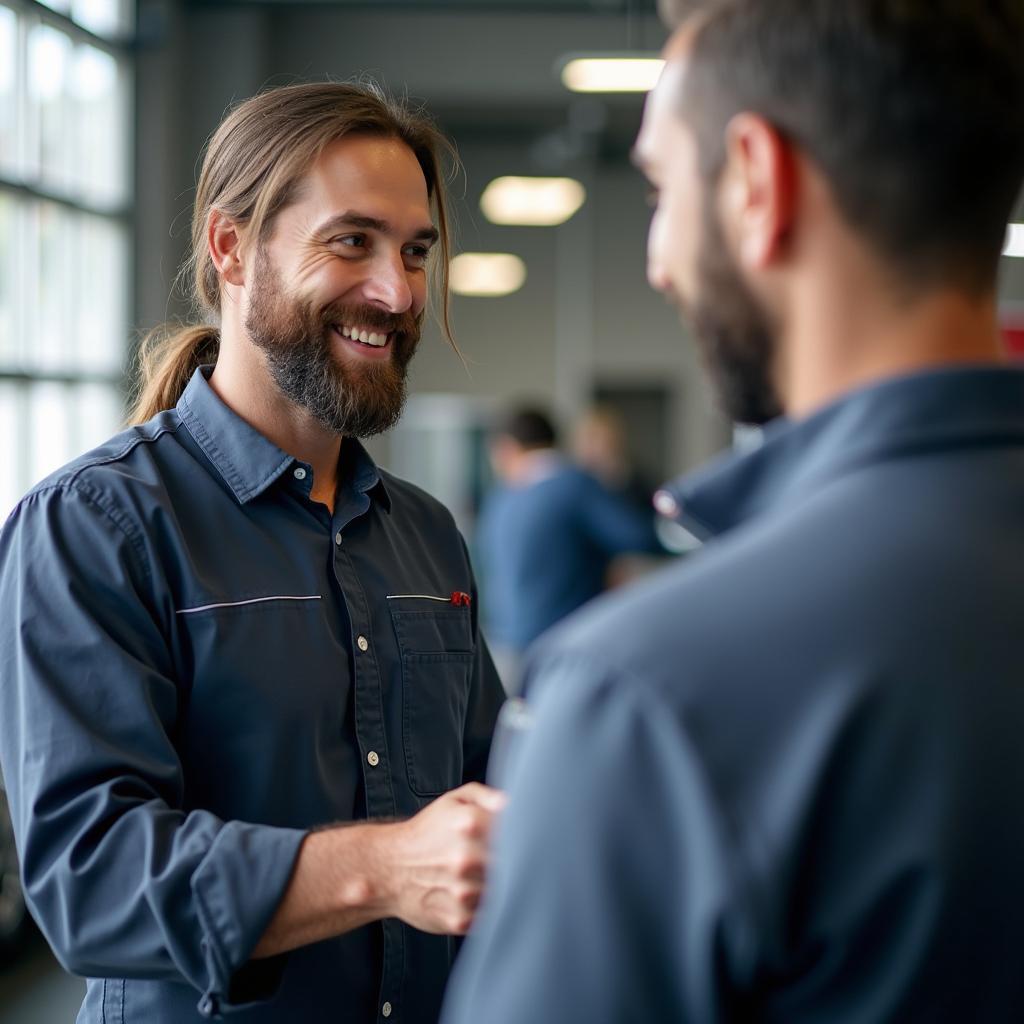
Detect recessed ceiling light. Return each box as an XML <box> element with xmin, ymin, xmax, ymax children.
<box><xmin>450</xmin><ymin>253</ymin><xmax>527</xmax><ymax>297</ymax></box>
<box><xmin>560</xmin><ymin>54</ymin><xmax>665</xmax><ymax>93</ymax></box>
<box><xmin>480</xmin><ymin>176</ymin><xmax>586</xmax><ymax>227</ymax></box>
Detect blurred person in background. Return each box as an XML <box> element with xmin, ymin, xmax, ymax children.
<box><xmin>0</xmin><ymin>82</ymin><xmax>506</xmax><ymax>1024</ymax></box>
<box><xmin>444</xmin><ymin>1</ymin><xmax>1024</xmax><ymax>1021</ymax></box>
<box><xmin>570</xmin><ymin>404</ymin><xmax>655</xmax><ymax>516</ymax></box>
<box><xmin>477</xmin><ymin>406</ymin><xmax>661</xmax><ymax>690</ymax></box>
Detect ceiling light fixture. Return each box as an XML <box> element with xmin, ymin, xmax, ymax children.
<box><xmin>1004</xmin><ymin>223</ymin><xmax>1024</xmax><ymax>259</ymax></box>
<box><xmin>480</xmin><ymin>176</ymin><xmax>586</xmax><ymax>227</ymax></box>
<box><xmin>450</xmin><ymin>253</ymin><xmax>527</xmax><ymax>297</ymax></box>
<box><xmin>559</xmin><ymin>53</ymin><xmax>665</xmax><ymax>94</ymax></box>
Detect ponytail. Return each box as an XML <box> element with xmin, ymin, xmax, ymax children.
<box><xmin>127</xmin><ymin>325</ymin><xmax>220</xmax><ymax>425</ymax></box>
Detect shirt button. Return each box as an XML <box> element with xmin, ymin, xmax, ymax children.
<box><xmin>382</xmin><ymin>1001</ymin><xmax>392</xmax><ymax>1018</ymax></box>
<box><xmin>357</xmin><ymin>635</ymin><xmax>369</xmax><ymax>652</ymax></box>
<box><xmin>335</xmin><ymin>531</ymin><xmax>343</xmax><ymax>546</ymax></box>
<box><xmin>293</xmin><ymin>466</ymin><xmax>307</xmax><ymax>481</ymax></box>
<box><xmin>367</xmin><ymin>751</ymin><xmax>380</xmax><ymax>767</ymax></box>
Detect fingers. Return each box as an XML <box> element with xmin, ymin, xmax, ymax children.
<box><xmin>448</xmin><ymin>782</ymin><xmax>508</xmax><ymax>814</ymax></box>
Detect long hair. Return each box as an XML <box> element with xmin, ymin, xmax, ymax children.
<box><xmin>128</xmin><ymin>81</ymin><xmax>458</xmax><ymax>424</ymax></box>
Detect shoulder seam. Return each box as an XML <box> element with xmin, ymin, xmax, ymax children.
<box><xmin>20</xmin><ymin>479</ymin><xmax>153</xmax><ymax>589</ymax></box>
<box><xmin>61</xmin><ymin>421</ymin><xmax>183</xmax><ymax>489</ymax></box>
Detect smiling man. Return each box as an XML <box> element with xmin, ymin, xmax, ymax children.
<box><xmin>443</xmin><ymin>2</ymin><xmax>1024</xmax><ymax>1022</ymax></box>
<box><xmin>0</xmin><ymin>83</ymin><xmax>505</xmax><ymax>1024</ymax></box>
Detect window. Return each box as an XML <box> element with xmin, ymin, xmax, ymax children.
<box><xmin>0</xmin><ymin>0</ymin><xmax>133</xmax><ymax>521</ymax></box>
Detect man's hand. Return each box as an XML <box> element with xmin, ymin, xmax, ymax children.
<box><xmin>253</xmin><ymin>783</ymin><xmax>507</xmax><ymax>958</ymax></box>
<box><xmin>378</xmin><ymin>783</ymin><xmax>507</xmax><ymax>935</ymax></box>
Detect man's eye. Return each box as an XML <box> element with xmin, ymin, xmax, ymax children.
<box><xmin>404</xmin><ymin>245</ymin><xmax>431</xmax><ymax>264</ymax></box>
<box><xmin>333</xmin><ymin>235</ymin><xmax>365</xmax><ymax>249</ymax></box>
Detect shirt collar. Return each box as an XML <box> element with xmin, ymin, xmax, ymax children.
<box><xmin>177</xmin><ymin>366</ymin><xmax>392</xmax><ymax>511</ymax></box>
<box><xmin>658</xmin><ymin>364</ymin><xmax>1024</xmax><ymax>540</ymax></box>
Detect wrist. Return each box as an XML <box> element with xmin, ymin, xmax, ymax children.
<box><xmin>319</xmin><ymin>821</ymin><xmax>403</xmax><ymax>920</ymax></box>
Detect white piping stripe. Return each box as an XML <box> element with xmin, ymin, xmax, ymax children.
<box><xmin>385</xmin><ymin>594</ymin><xmax>452</xmax><ymax>602</ymax></box>
<box><xmin>176</xmin><ymin>595</ymin><xmax>323</xmax><ymax>615</ymax></box>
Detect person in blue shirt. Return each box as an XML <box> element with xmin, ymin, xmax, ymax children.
<box><xmin>476</xmin><ymin>407</ymin><xmax>661</xmax><ymax>688</ymax></box>
<box><xmin>443</xmin><ymin>2</ymin><xmax>1024</xmax><ymax>1022</ymax></box>
<box><xmin>0</xmin><ymin>82</ymin><xmax>506</xmax><ymax>1023</ymax></box>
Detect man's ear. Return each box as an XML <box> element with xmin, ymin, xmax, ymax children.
<box><xmin>207</xmin><ymin>208</ymin><xmax>248</xmax><ymax>288</ymax></box>
<box><xmin>718</xmin><ymin>113</ymin><xmax>795</xmax><ymax>271</ymax></box>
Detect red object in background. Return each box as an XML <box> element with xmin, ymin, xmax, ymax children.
<box><xmin>1004</xmin><ymin>327</ymin><xmax>1024</xmax><ymax>357</ymax></box>
<box><xmin>1001</xmin><ymin>306</ymin><xmax>1024</xmax><ymax>358</ymax></box>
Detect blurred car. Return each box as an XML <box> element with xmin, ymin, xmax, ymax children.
<box><xmin>0</xmin><ymin>783</ymin><xmax>29</xmax><ymax>960</ymax></box>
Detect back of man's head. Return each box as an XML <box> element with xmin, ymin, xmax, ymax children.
<box><xmin>496</xmin><ymin>409</ymin><xmax>558</xmax><ymax>452</ymax></box>
<box><xmin>680</xmin><ymin>0</ymin><xmax>1024</xmax><ymax>296</ymax></box>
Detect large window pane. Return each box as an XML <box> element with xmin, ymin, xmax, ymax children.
<box><xmin>73</xmin><ymin>0</ymin><xmax>133</xmax><ymax>38</ymax></box>
<box><xmin>0</xmin><ymin>6</ymin><xmax>17</xmax><ymax>178</ymax></box>
<box><xmin>0</xmin><ymin>381</ymin><xmax>23</xmax><ymax>522</ymax></box>
<box><xmin>28</xmin><ymin>380</ymin><xmax>72</xmax><ymax>485</ymax></box>
<box><xmin>25</xmin><ymin>201</ymin><xmax>74</xmax><ymax>372</ymax></box>
<box><xmin>78</xmin><ymin>215</ymin><xmax>128</xmax><ymax>373</ymax></box>
<box><xmin>76</xmin><ymin>381</ymin><xmax>124</xmax><ymax>448</ymax></box>
<box><xmin>0</xmin><ymin>192</ymin><xmax>16</xmax><ymax>364</ymax></box>
<box><xmin>2</xmin><ymin>0</ymin><xmax>133</xmax><ymax>515</ymax></box>
<box><xmin>27</xmin><ymin>23</ymin><xmax>74</xmax><ymax>192</ymax></box>
<box><xmin>72</xmin><ymin>43</ymin><xmax>129</xmax><ymax>206</ymax></box>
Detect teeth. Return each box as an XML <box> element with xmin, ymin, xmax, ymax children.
<box><xmin>337</xmin><ymin>324</ymin><xmax>388</xmax><ymax>347</ymax></box>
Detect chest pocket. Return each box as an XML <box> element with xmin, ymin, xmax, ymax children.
<box><xmin>389</xmin><ymin>604</ymin><xmax>474</xmax><ymax>797</ymax></box>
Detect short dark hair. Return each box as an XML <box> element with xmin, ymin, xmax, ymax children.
<box><xmin>680</xmin><ymin>0</ymin><xmax>1024</xmax><ymax>295</ymax></box>
<box><xmin>495</xmin><ymin>408</ymin><xmax>558</xmax><ymax>450</ymax></box>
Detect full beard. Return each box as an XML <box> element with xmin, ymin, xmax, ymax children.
<box><xmin>244</xmin><ymin>250</ymin><xmax>421</xmax><ymax>438</ymax></box>
<box><xmin>689</xmin><ymin>197</ymin><xmax>783</xmax><ymax>426</ymax></box>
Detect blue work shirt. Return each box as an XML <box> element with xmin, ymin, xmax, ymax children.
<box><xmin>477</xmin><ymin>456</ymin><xmax>661</xmax><ymax>652</ymax></box>
<box><xmin>444</xmin><ymin>365</ymin><xmax>1024</xmax><ymax>1023</ymax></box>
<box><xmin>0</xmin><ymin>367</ymin><xmax>504</xmax><ymax>1023</ymax></box>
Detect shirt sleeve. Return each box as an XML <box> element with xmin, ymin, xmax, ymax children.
<box><xmin>458</xmin><ymin>534</ymin><xmax>505</xmax><ymax>784</ymax></box>
<box><xmin>440</xmin><ymin>650</ymin><xmax>759</xmax><ymax>1024</ymax></box>
<box><xmin>0</xmin><ymin>482</ymin><xmax>307</xmax><ymax>1019</ymax></box>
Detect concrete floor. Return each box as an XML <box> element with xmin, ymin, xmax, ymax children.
<box><xmin>0</xmin><ymin>930</ymin><xmax>85</xmax><ymax>1023</ymax></box>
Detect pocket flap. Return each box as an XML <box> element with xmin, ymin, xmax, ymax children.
<box><xmin>389</xmin><ymin>605</ymin><xmax>474</xmax><ymax>654</ymax></box>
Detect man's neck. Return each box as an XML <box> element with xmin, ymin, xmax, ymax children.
<box><xmin>780</xmin><ymin>272</ymin><xmax>1007</xmax><ymax>420</ymax></box>
<box><xmin>209</xmin><ymin>334</ymin><xmax>342</xmax><ymax>512</ymax></box>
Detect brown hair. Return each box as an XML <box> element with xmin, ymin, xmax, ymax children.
<box><xmin>129</xmin><ymin>80</ymin><xmax>458</xmax><ymax>424</ymax></box>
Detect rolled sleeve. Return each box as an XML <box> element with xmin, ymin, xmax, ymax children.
<box><xmin>0</xmin><ymin>482</ymin><xmax>306</xmax><ymax>1015</ymax></box>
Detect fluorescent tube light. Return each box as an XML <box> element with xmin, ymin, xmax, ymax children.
<box><xmin>1004</xmin><ymin>223</ymin><xmax>1024</xmax><ymax>259</ymax></box>
<box><xmin>560</xmin><ymin>55</ymin><xmax>664</xmax><ymax>93</ymax></box>
<box><xmin>450</xmin><ymin>253</ymin><xmax>527</xmax><ymax>297</ymax></box>
<box><xmin>480</xmin><ymin>176</ymin><xmax>586</xmax><ymax>227</ymax></box>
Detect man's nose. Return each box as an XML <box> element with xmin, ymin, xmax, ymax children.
<box><xmin>362</xmin><ymin>251</ymin><xmax>414</xmax><ymax>314</ymax></box>
<box><xmin>647</xmin><ymin>252</ymin><xmax>669</xmax><ymax>293</ymax></box>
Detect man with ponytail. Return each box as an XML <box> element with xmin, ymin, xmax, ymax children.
<box><xmin>0</xmin><ymin>82</ymin><xmax>505</xmax><ymax>1023</ymax></box>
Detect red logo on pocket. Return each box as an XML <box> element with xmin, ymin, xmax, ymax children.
<box><xmin>450</xmin><ymin>591</ymin><xmax>472</xmax><ymax>607</ymax></box>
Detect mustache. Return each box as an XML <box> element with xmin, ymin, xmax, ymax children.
<box><xmin>318</xmin><ymin>302</ymin><xmax>421</xmax><ymax>339</ymax></box>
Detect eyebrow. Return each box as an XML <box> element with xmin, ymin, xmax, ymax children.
<box><xmin>314</xmin><ymin>211</ymin><xmax>439</xmax><ymax>246</ymax></box>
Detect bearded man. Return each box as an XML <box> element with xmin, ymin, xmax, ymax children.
<box><xmin>443</xmin><ymin>1</ymin><xmax>1024</xmax><ymax>1022</ymax></box>
<box><xmin>0</xmin><ymin>83</ymin><xmax>505</xmax><ymax>1024</ymax></box>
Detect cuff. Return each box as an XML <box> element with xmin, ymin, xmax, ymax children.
<box><xmin>191</xmin><ymin>821</ymin><xmax>307</xmax><ymax>1017</ymax></box>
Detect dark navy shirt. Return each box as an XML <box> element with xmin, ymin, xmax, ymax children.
<box><xmin>444</xmin><ymin>366</ymin><xmax>1024</xmax><ymax>1023</ymax></box>
<box><xmin>0</xmin><ymin>367</ymin><xmax>504</xmax><ymax>1023</ymax></box>
<box><xmin>477</xmin><ymin>456</ymin><xmax>661</xmax><ymax>652</ymax></box>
